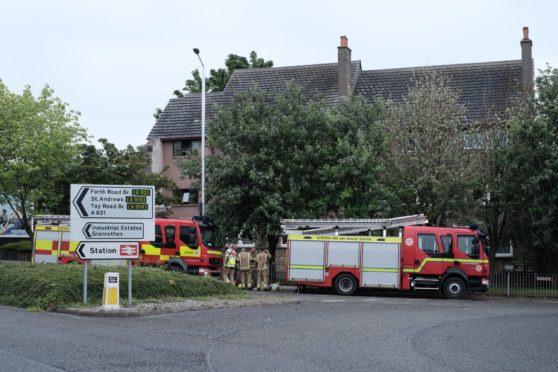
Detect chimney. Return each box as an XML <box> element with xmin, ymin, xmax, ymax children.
<box><xmin>338</xmin><ymin>35</ymin><xmax>352</xmax><ymax>96</ymax></box>
<box><xmin>520</xmin><ymin>26</ymin><xmax>534</xmax><ymax>97</ymax></box>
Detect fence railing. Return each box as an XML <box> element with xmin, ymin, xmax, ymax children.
<box><xmin>0</xmin><ymin>251</ymin><xmax>32</xmax><ymax>262</ymax></box>
<box><xmin>489</xmin><ymin>272</ymin><xmax>558</xmax><ymax>297</ymax></box>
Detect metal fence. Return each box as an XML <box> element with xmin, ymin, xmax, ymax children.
<box><xmin>0</xmin><ymin>251</ymin><xmax>32</xmax><ymax>262</ymax></box>
<box><xmin>489</xmin><ymin>272</ymin><xmax>558</xmax><ymax>297</ymax></box>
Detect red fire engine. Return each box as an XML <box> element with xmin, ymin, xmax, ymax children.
<box><xmin>33</xmin><ymin>216</ymin><xmax>222</xmax><ymax>276</ymax></box>
<box><xmin>282</xmin><ymin>215</ymin><xmax>490</xmax><ymax>299</ymax></box>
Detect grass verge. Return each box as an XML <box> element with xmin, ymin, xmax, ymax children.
<box><xmin>0</xmin><ymin>262</ymin><xmax>242</xmax><ymax>311</ymax></box>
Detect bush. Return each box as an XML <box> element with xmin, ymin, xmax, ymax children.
<box><xmin>0</xmin><ymin>240</ymin><xmax>32</xmax><ymax>252</ymax></box>
<box><xmin>0</xmin><ymin>263</ymin><xmax>241</xmax><ymax>310</ymax></box>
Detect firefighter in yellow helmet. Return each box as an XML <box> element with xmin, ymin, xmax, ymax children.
<box><xmin>256</xmin><ymin>247</ymin><xmax>272</xmax><ymax>290</ymax></box>
<box><xmin>223</xmin><ymin>244</ymin><xmax>237</xmax><ymax>285</ymax></box>
<box><xmin>237</xmin><ymin>247</ymin><xmax>251</xmax><ymax>289</ymax></box>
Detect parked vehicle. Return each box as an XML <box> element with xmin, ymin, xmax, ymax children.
<box><xmin>33</xmin><ymin>216</ymin><xmax>222</xmax><ymax>276</ymax></box>
<box><xmin>282</xmin><ymin>215</ymin><xmax>490</xmax><ymax>299</ymax></box>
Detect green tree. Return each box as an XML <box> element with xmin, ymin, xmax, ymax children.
<box><xmin>179</xmin><ymin>84</ymin><xmax>389</xmax><ymax>258</ymax></box>
<box><xmin>0</xmin><ymin>82</ymin><xmax>86</xmax><ymax>236</ymax></box>
<box><xmin>384</xmin><ymin>73</ymin><xmax>473</xmax><ymax>226</ymax></box>
<box><xmin>323</xmin><ymin>96</ymin><xmax>390</xmax><ymax>217</ymax></box>
<box><xmin>45</xmin><ymin>138</ymin><xmax>178</xmax><ymax>215</ymax></box>
<box><xmin>504</xmin><ymin>66</ymin><xmax>558</xmax><ymax>271</ymax></box>
<box><xmin>179</xmin><ymin>84</ymin><xmax>331</xmax><ymax>257</ymax></box>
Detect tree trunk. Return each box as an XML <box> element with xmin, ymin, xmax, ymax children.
<box><xmin>267</xmin><ymin>234</ymin><xmax>279</xmax><ymax>277</ymax></box>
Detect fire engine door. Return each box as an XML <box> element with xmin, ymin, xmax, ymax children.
<box><xmin>452</xmin><ymin>234</ymin><xmax>483</xmax><ymax>276</ymax></box>
<box><xmin>413</xmin><ymin>232</ymin><xmax>444</xmax><ymax>275</ymax></box>
<box><xmin>161</xmin><ymin>224</ymin><xmax>179</xmax><ymax>260</ymax></box>
<box><xmin>288</xmin><ymin>240</ymin><xmax>325</xmax><ymax>282</ymax></box>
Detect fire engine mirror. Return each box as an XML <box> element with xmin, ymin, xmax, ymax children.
<box><xmin>472</xmin><ymin>237</ymin><xmax>480</xmax><ymax>256</ymax></box>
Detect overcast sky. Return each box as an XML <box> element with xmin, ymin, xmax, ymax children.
<box><xmin>2</xmin><ymin>0</ymin><xmax>557</xmax><ymax>149</ymax></box>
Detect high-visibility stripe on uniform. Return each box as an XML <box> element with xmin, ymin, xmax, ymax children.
<box><xmin>403</xmin><ymin>258</ymin><xmax>489</xmax><ymax>273</ymax></box>
<box><xmin>290</xmin><ymin>265</ymin><xmax>324</xmax><ymax>270</ymax></box>
<box><xmin>362</xmin><ymin>268</ymin><xmax>399</xmax><ymax>273</ymax></box>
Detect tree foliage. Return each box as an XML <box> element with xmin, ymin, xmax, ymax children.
<box><xmin>384</xmin><ymin>73</ymin><xmax>473</xmax><ymax>226</ymax></box>
<box><xmin>322</xmin><ymin>96</ymin><xmax>389</xmax><ymax>217</ymax></box>
<box><xmin>45</xmin><ymin>139</ymin><xmax>177</xmax><ymax>215</ymax></box>
<box><xmin>0</xmin><ymin>81</ymin><xmax>86</xmax><ymax>236</ymax></box>
<box><xmin>504</xmin><ymin>66</ymin><xmax>558</xmax><ymax>270</ymax></box>
<box><xmin>178</xmin><ymin>84</ymin><xmax>387</xmax><ymax>255</ymax></box>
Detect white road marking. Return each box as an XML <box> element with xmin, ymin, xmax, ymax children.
<box><xmin>321</xmin><ymin>299</ymin><xmax>346</xmax><ymax>303</ymax></box>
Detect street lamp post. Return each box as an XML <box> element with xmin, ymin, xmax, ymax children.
<box><xmin>193</xmin><ymin>48</ymin><xmax>206</xmax><ymax>216</ymax></box>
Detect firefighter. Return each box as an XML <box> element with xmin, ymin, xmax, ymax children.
<box><xmin>237</xmin><ymin>247</ymin><xmax>251</xmax><ymax>289</ymax></box>
<box><xmin>223</xmin><ymin>244</ymin><xmax>237</xmax><ymax>285</ymax></box>
<box><xmin>249</xmin><ymin>247</ymin><xmax>257</xmax><ymax>290</ymax></box>
<box><xmin>256</xmin><ymin>248</ymin><xmax>272</xmax><ymax>290</ymax></box>
<box><xmin>222</xmin><ymin>244</ymin><xmax>232</xmax><ymax>283</ymax></box>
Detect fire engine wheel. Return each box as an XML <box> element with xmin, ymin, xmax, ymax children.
<box><xmin>442</xmin><ymin>277</ymin><xmax>466</xmax><ymax>299</ymax></box>
<box><xmin>334</xmin><ymin>274</ymin><xmax>357</xmax><ymax>296</ymax></box>
<box><xmin>167</xmin><ymin>263</ymin><xmax>187</xmax><ymax>273</ymax></box>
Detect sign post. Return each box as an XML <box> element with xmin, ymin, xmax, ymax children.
<box><xmin>70</xmin><ymin>184</ymin><xmax>155</xmax><ymax>306</ymax></box>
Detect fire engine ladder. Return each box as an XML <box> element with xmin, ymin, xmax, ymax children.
<box><xmin>281</xmin><ymin>214</ymin><xmax>428</xmax><ymax>237</ymax></box>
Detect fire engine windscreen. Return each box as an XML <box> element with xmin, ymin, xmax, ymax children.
<box><xmin>200</xmin><ymin>226</ymin><xmax>218</xmax><ymax>248</ymax></box>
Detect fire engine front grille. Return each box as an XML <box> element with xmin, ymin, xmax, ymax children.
<box><xmin>209</xmin><ymin>258</ymin><xmax>220</xmax><ymax>265</ymax></box>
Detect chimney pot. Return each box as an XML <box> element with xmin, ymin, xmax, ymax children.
<box><xmin>338</xmin><ymin>35</ymin><xmax>352</xmax><ymax>96</ymax></box>
<box><xmin>523</xmin><ymin>26</ymin><xmax>529</xmax><ymax>40</ymax></box>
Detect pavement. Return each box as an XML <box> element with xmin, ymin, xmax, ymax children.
<box><xmin>60</xmin><ymin>287</ymin><xmax>301</xmax><ymax>317</ymax></box>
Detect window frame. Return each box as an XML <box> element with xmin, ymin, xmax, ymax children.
<box><xmin>418</xmin><ymin>233</ymin><xmax>440</xmax><ymax>255</ymax></box>
<box><xmin>179</xmin><ymin>225</ymin><xmax>198</xmax><ymax>248</ymax></box>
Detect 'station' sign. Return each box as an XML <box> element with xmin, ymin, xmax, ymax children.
<box><xmin>70</xmin><ymin>184</ymin><xmax>155</xmax><ymax>258</ymax></box>
<box><xmin>76</xmin><ymin>242</ymin><xmax>140</xmax><ymax>260</ymax></box>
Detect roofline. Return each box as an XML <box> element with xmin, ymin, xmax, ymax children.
<box><xmin>361</xmin><ymin>59</ymin><xmax>522</xmax><ymax>74</ymax></box>
<box><xmin>230</xmin><ymin>60</ymin><xmax>362</xmax><ymax>74</ymax></box>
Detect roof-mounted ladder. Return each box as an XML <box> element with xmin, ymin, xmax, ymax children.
<box><xmin>281</xmin><ymin>214</ymin><xmax>428</xmax><ymax>236</ymax></box>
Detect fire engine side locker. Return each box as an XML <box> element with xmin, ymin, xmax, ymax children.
<box><xmin>288</xmin><ymin>239</ymin><xmax>325</xmax><ymax>282</ymax></box>
<box><xmin>360</xmin><ymin>238</ymin><xmax>401</xmax><ymax>288</ymax></box>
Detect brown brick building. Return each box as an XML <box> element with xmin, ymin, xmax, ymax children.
<box><xmin>147</xmin><ymin>29</ymin><xmax>533</xmax><ymax>219</ymax></box>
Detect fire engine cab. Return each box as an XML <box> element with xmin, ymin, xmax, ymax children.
<box><xmin>282</xmin><ymin>215</ymin><xmax>489</xmax><ymax>299</ymax></box>
<box><xmin>33</xmin><ymin>215</ymin><xmax>222</xmax><ymax>276</ymax></box>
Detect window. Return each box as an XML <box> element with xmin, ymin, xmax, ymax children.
<box><xmin>441</xmin><ymin>235</ymin><xmax>452</xmax><ymax>254</ymax></box>
<box><xmin>152</xmin><ymin>225</ymin><xmax>163</xmax><ymax>246</ymax></box>
<box><xmin>173</xmin><ymin>140</ymin><xmax>201</xmax><ymax>156</ymax></box>
<box><xmin>180</xmin><ymin>226</ymin><xmax>198</xmax><ymax>247</ymax></box>
<box><xmin>495</xmin><ymin>240</ymin><xmax>512</xmax><ymax>258</ymax></box>
<box><xmin>418</xmin><ymin>234</ymin><xmax>439</xmax><ymax>254</ymax></box>
<box><xmin>165</xmin><ymin>225</ymin><xmax>175</xmax><ymax>246</ymax></box>
<box><xmin>175</xmin><ymin>189</ymin><xmax>198</xmax><ymax>205</ymax></box>
<box><xmin>457</xmin><ymin>235</ymin><xmax>476</xmax><ymax>257</ymax></box>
